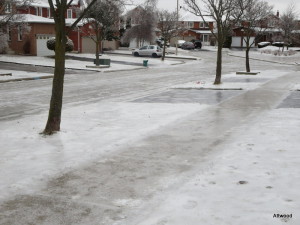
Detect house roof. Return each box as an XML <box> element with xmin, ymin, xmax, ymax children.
<box><xmin>18</xmin><ymin>14</ymin><xmax>54</xmax><ymax>23</ymax></box>
<box><xmin>180</xmin><ymin>11</ymin><xmax>215</xmax><ymax>22</ymax></box>
<box><xmin>28</xmin><ymin>0</ymin><xmax>86</xmax><ymax>8</ymax></box>
<box><xmin>122</xmin><ymin>4</ymin><xmax>139</xmax><ymax>15</ymax></box>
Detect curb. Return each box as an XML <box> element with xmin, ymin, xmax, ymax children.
<box><xmin>172</xmin><ymin>87</ymin><xmax>243</xmax><ymax>91</ymax></box>
<box><xmin>0</xmin><ymin>60</ymin><xmax>105</xmax><ymax>72</ymax></box>
<box><xmin>103</xmin><ymin>67</ymin><xmax>147</xmax><ymax>73</ymax></box>
<box><xmin>104</xmin><ymin>51</ymin><xmax>199</xmax><ymax>60</ymax></box>
<box><xmin>0</xmin><ymin>75</ymin><xmax>54</xmax><ymax>83</ymax></box>
<box><xmin>0</xmin><ymin>67</ymin><xmax>148</xmax><ymax>83</ymax></box>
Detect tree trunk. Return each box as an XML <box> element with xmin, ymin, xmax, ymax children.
<box><xmin>245</xmin><ymin>47</ymin><xmax>250</xmax><ymax>72</ymax></box>
<box><xmin>214</xmin><ymin>39</ymin><xmax>223</xmax><ymax>85</ymax></box>
<box><xmin>43</xmin><ymin>13</ymin><xmax>66</xmax><ymax>135</ymax></box>
<box><xmin>95</xmin><ymin>41</ymin><xmax>100</xmax><ymax>66</ymax></box>
<box><xmin>162</xmin><ymin>41</ymin><xmax>166</xmax><ymax>61</ymax></box>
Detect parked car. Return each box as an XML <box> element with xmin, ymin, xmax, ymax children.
<box><xmin>258</xmin><ymin>42</ymin><xmax>270</xmax><ymax>48</ymax></box>
<box><xmin>132</xmin><ymin>45</ymin><xmax>162</xmax><ymax>57</ymax></box>
<box><xmin>181</xmin><ymin>42</ymin><xmax>195</xmax><ymax>50</ymax></box>
<box><xmin>193</xmin><ymin>40</ymin><xmax>202</xmax><ymax>49</ymax></box>
<box><xmin>176</xmin><ymin>40</ymin><xmax>186</xmax><ymax>48</ymax></box>
<box><xmin>272</xmin><ymin>42</ymin><xmax>285</xmax><ymax>47</ymax></box>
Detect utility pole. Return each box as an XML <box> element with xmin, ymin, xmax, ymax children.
<box><xmin>176</xmin><ymin>0</ymin><xmax>179</xmax><ymax>55</ymax></box>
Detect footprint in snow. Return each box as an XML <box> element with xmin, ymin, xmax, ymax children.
<box><xmin>183</xmin><ymin>200</ymin><xmax>198</xmax><ymax>209</ymax></box>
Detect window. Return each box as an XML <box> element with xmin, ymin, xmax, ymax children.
<box><xmin>18</xmin><ymin>25</ymin><xmax>22</xmax><ymax>41</ymax></box>
<box><xmin>5</xmin><ymin>2</ymin><xmax>12</xmax><ymax>13</ymax></box>
<box><xmin>200</xmin><ymin>22</ymin><xmax>209</xmax><ymax>28</ymax></box>
<box><xmin>188</xmin><ymin>22</ymin><xmax>194</xmax><ymax>28</ymax></box>
<box><xmin>39</xmin><ymin>7</ymin><xmax>43</xmax><ymax>17</ymax></box>
<box><xmin>47</xmin><ymin>8</ymin><xmax>50</xmax><ymax>18</ymax></box>
<box><xmin>67</xmin><ymin>9</ymin><xmax>72</xmax><ymax>18</ymax></box>
<box><xmin>201</xmin><ymin>34</ymin><xmax>209</xmax><ymax>42</ymax></box>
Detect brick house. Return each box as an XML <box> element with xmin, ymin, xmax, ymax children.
<box><xmin>1</xmin><ymin>0</ymin><xmax>99</xmax><ymax>56</ymax></box>
<box><xmin>175</xmin><ymin>12</ymin><xmax>215</xmax><ymax>46</ymax></box>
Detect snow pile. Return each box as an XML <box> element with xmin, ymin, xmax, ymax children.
<box><xmin>260</xmin><ymin>48</ymin><xmax>297</xmax><ymax>57</ymax></box>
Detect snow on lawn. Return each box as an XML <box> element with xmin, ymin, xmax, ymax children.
<box><xmin>0</xmin><ymin>54</ymin><xmax>142</xmax><ymax>72</ymax></box>
<box><xmin>132</xmin><ymin>108</ymin><xmax>300</xmax><ymax>225</ymax></box>
<box><xmin>229</xmin><ymin>47</ymin><xmax>300</xmax><ymax>65</ymax></box>
<box><xmin>0</xmin><ymin>102</ymin><xmax>207</xmax><ymax>200</ymax></box>
<box><xmin>172</xmin><ymin>70</ymin><xmax>287</xmax><ymax>90</ymax></box>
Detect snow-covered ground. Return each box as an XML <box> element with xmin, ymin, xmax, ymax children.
<box><xmin>132</xmin><ymin>108</ymin><xmax>300</xmax><ymax>225</ymax></box>
<box><xmin>172</xmin><ymin>70</ymin><xmax>287</xmax><ymax>90</ymax></box>
<box><xmin>0</xmin><ymin>102</ymin><xmax>207</xmax><ymax>200</ymax></box>
<box><xmin>0</xmin><ymin>53</ymin><xmax>186</xmax><ymax>81</ymax></box>
<box><xmin>229</xmin><ymin>46</ymin><xmax>300</xmax><ymax>65</ymax></box>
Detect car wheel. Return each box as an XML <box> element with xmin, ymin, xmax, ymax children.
<box><xmin>152</xmin><ymin>53</ymin><xmax>158</xmax><ymax>58</ymax></box>
<box><xmin>134</xmin><ymin>52</ymin><xmax>139</xmax><ymax>57</ymax></box>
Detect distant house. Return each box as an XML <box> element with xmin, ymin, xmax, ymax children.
<box><xmin>175</xmin><ymin>12</ymin><xmax>215</xmax><ymax>46</ymax></box>
<box><xmin>1</xmin><ymin>0</ymin><xmax>106</xmax><ymax>56</ymax></box>
<box><xmin>120</xmin><ymin>5</ymin><xmax>155</xmax><ymax>48</ymax></box>
<box><xmin>254</xmin><ymin>12</ymin><xmax>283</xmax><ymax>44</ymax></box>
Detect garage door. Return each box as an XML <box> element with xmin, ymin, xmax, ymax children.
<box><xmin>36</xmin><ymin>34</ymin><xmax>55</xmax><ymax>56</ymax></box>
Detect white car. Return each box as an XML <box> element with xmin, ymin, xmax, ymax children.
<box><xmin>132</xmin><ymin>45</ymin><xmax>162</xmax><ymax>58</ymax></box>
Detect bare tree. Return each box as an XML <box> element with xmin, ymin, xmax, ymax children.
<box><xmin>280</xmin><ymin>2</ymin><xmax>299</xmax><ymax>50</ymax></box>
<box><xmin>240</xmin><ymin>0</ymin><xmax>273</xmax><ymax>72</ymax></box>
<box><xmin>157</xmin><ymin>10</ymin><xmax>184</xmax><ymax>60</ymax></box>
<box><xmin>43</xmin><ymin>0</ymin><xmax>97</xmax><ymax>135</ymax></box>
<box><xmin>122</xmin><ymin>2</ymin><xmax>157</xmax><ymax>47</ymax></box>
<box><xmin>83</xmin><ymin>0</ymin><xmax>122</xmax><ymax>65</ymax></box>
<box><xmin>184</xmin><ymin>0</ymin><xmax>248</xmax><ymax>84</ymax></box>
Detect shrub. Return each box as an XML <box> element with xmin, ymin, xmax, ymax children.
<box><xmin>0</xmin><ymin>33</ymin><xmax>8</xmax><ymax>54</ymax></box>
<box><xmin>23</xmin><ymin>40</ymin><xmax>31</xmax><ymax>54</ymax></box>
<box><xmin>47</xmin><ymin>37</ymin><xmax>74</xmax><ymax>52</ymax></box>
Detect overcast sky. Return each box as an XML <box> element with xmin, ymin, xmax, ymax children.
<box><xmin>132</xmin><ymin>0</ymin><xmax>299</xmax><ymax>16</ymax></box>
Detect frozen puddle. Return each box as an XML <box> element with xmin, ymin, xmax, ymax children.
<box><xmin>132</xmin><ymin>89</ymin><xmax>244</xmax><ymax>104</ymax></box>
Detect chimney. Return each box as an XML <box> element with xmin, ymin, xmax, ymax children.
<box><xmin>276</xmin><ymin>10</ymin><xmax>279</xmax><ymax>17</ymax></box>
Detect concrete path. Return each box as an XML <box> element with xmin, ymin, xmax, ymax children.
<box><xmin>1</xmin><ymin>70</ymin><xmax>299</xmax><ymax>224</ymax></box>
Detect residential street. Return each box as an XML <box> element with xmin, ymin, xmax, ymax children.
<box><xmin>0</xmin><ymin>50</ymin><xmax>299</xmax><ymax>225</ymax></box>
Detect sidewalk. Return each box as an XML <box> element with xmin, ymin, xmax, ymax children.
<box><xmin>0</xmin><ymin>70</ymin><xmax>299</xmax><ymax>224</ymax></box>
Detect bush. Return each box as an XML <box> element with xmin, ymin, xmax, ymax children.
<box><xmin>47</xmin><ymin>37</ymin><xmax>74</xmax><ymax>52</ymax></box>
<box><xmin>223</xmin><ymin>36</ymin><xmax>232</xmax><ymax>48</ymax></box>
<box><xmin>23</xmin><ymin>40</ymin><xmax>31</xmax><ymax>54</ymax></box>
<box><xmin>0</xmin><ymin>33</ymin><xmax>8</xmax><ymax>54</ymax></box>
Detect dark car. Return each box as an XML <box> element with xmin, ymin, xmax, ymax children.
<box><xmin>194</xmin><ymin>40</ymin><xmax>202</xmax><ymax>49</ymax></box>
<box><xmin>181</xmin><ymin>42</ymin><xmax>195</xmax><ymax>50</ymax></box>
